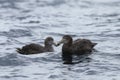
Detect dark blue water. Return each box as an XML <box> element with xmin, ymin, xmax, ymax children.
<box><xmin>0</xmin><ymin>0</ymin><xmax>120</xmax><ymax>80</ymax></box>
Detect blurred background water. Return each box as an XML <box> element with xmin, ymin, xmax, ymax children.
<box><xmin>0</xmin><ymin>0</ymin><xmax>120</xmax><ymax>80</ymax></box>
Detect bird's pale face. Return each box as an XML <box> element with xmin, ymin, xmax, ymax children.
<box><xmin>56</xmin><ymin>35</ymin><xmax>72</xmax><ymax>46</ymax></box>
<box><xmin>45</xmin><ymin>37</ymin><xmax>56</xmax><ymax>46</ymax></box>
<box><xmin>48</xmin><ymin>40</ymin><xmax>56</xmax><ymax>46</ymax></box>
<box><xmin>57</xmin><ymin>38</ymin><xmax>68</xmax><ymax>46</ymax></box>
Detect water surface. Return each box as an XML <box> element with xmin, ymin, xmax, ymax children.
<box><xmin>0</xmin><ymin>0</ymin><xmax>120</xmax><ymax>80</ymax></box>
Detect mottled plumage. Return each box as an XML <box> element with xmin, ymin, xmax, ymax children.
<box><xmin>16</xmin><ymin>37</ymin><xmax>55</xmax><ymax>54</ymax></box>
<box><xmin>57</xmin><ymin>35</ymin><xmax>97</xmax><ymax>64</ymax></box>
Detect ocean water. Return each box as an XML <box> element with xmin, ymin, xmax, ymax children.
<box><xmin>0</xmin><ymin>0</ymin><xmax>120</xmax><ymax>80</ymax></box>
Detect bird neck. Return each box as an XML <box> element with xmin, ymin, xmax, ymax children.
<box><xmin>63</xmin><ymin>42</ymin><xmax>72</xmax><ymax>49</ymax></box>
<box><xmin>44</xmin><ymin>45</ymin><xmax>54</xmax><ymax>52</ymax></box>
<box><xmin>65</xmin><ymin>41</ymin><xmax>73</xmax><ymax>46</ymax></box>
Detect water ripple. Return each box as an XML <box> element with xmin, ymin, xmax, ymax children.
<box><xmin>0</xmin><ymin>0</ymin><xmax>120</xmax><ymax>80</ymax></box>
<box><xmin>0</xmin><ymin>29</ymin><xmax>32</xmax><ymax>38</ymax></box>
